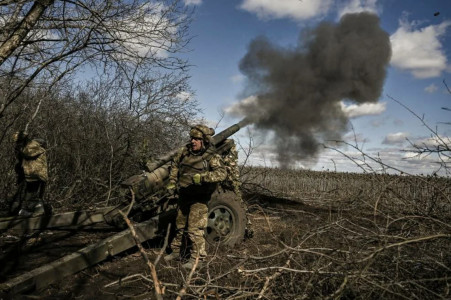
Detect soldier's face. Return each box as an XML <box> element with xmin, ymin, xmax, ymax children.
<box><xmin>191</xmin><ymin>137</ymin><xmax>203</xmax><ymax>151</ymax></box>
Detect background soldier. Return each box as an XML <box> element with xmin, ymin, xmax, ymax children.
<box><xmin>221</xmin><ymin>140</ymin><xmax>253</xmax><ymax>238</ymax></box>
<box><xmin>10</xmin><ymin>131</ymin><xmax>50</xmax><ymax>216</ymax></box>
<box><xmin>165</xmin><ymin>124</ymin><xmax>227</xmax><ymax>270</ymax></box>
<box><xmin>221</xmin><ymin>140</ymin><xmax>242</xmax><ymax>197</ymax></box>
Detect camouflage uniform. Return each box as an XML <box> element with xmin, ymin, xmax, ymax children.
<box><xmin>11</xmin><ymin>132</ymin><xmax>49</xmax><ymax>216</ymax></box>
<box><xmin>220</xmin><ymin>140</ymin><xmax>253</xmax><ymax>237</ymax></box>
<box><xmin>167</xmin><ymin>126</ymin><xmax>226</xmax><ymax>260</ymax></box>
<box><xmin>221</xmin><ymin>141</ymin><xmax>242</xmax><ymax>197</ymax></box>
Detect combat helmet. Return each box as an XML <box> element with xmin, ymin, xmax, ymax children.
<box><xmin>190</xmin><ymin>124</ymin><xmax>215</xmax><ymax>145</ymax></box>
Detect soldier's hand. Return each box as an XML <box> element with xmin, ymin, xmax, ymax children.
<box><xmin>193</xmin><ymin>173</ymin><xmax>202</xmax><ymax>185</ymax></box>
<box><xmin>166</xmin><ymin>182</ymin><xmax>176</xmax><ymax>195</ymax></box>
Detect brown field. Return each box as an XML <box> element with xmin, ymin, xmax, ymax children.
<box><xmin>1</xmin><ymin>167</ymin><xmax>450</xmax><ymax>299</ymax></box>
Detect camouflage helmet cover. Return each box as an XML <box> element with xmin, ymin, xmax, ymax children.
<box><xmin>190</xmin><ymin>125</ymin><xmax>215</xmax><ymax>142</ymax></box>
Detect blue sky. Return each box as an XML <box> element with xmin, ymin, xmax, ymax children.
<box><xmin>180</xmin><ymin>0</ymin><xmax>451</xmax><ymax>175</ymax></box>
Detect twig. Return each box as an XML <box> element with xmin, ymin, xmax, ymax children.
<box><xmin>325</xmin><ymin>275</ymin><xmax>348</xmax><ymax>300</ymax></box>
<box><xmin>24</xmin><ymin>96</ymin><xmax>45</xmax><ymax>134</ymax></box>
<box><xmin>123</xmin><ymin>187</ymin><xmax>136</xmax><ymax>217</ymax></box>
<box><xmin>154</xmin><ymin>223</ymin><xmax>171</xmax><ymax>266</ymax></box>
<box><xmin>242</xmin><ymin>266</ymin><xmax>348</xmax><ymax>276</ymax></box>
<box><xmin>257</xmin><ymin>254</ymin><xmax>293</xmax><ymax>299</ymax></box>
<box><xmin>357</xmin><ymin>233</ymin><xmax>451</xmax><ymax>263</ymax></box>
<box><xmin>105</xmin><ymin>124</ymin><xmax>114</xmax><ymax>205</ymax></box>
<box><xmin>119</xmin><ymin>210</ymin><xmax>164</xmax><ymax>300</ymax></box>
<box><xmin>105</xmin><ymin>273</ymin><xmax>180</xmax><ymax>289</ymax></box>
<box><xmin>255</xmin><ymin>204</ymin><xmax>273</xmax><ymax>233</ymax></box>
<box><xmin>176</xmin><ymin>254</ymin><xmax>200</xmax><ymax>300</ymax></box>
<box><xmin>104</xmin><ymin>273</ymin><xmax>152</xmax><ymax>288</ymax></box>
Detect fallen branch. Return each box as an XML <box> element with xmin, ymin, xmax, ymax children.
<box><xmin>257</xmin><ymin>254</ymin><xmax>293</xmax><ymax>299</ymax></box>
<box><xmin>176</xmin><ymin>254</ymin><xmax>200</xmax><ymax>300</ymax></box>
<box><xmin>120</xmin><ymin>210</ymin><xmax>164</xmax><ymax>300</ymax></box>
<box><xmin>357</xmin><ymin>233</ymin><xmax>451</xmax><ymax>263</ymax></box>
<box><xmin>154</xmin><ymin>223</ymin><xmax>171</xmax><ymax>267</ymax></box>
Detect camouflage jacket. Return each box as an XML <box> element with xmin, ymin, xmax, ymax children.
<box><xmin>169</xmin><ymin>144</ymin><xmax>226</xmax><ymax>195</ymax></box>
<box><xmin>20</xmin><ymin>139</ymin><xmax>48</xmax><ymax>182</ymax></box>
<box><xmin>221</xmin><ymin>141</ymin><xmax>241</xmax><ymax>194</ymax></box>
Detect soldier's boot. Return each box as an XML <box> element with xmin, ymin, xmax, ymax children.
<box><xmin>164</xmin><ymin>251</ymin><xmax>180</xmax><ymax>262</ymax></box>
<box><xmin>183</xmin><ymin>238</ymin><xmax>206</xmax><ymax>270</ymax></box>
<box><xmin>182</xmin><ymin>257</ymin><xmax>203</xmax><ymax>270</ymax></box>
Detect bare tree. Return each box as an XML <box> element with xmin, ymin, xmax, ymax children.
<box><xmin>0</xmin><ymin>0</ymin><xmax>193</xmax><ymax>120</ymax></box>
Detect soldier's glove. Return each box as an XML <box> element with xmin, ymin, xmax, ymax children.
<box><xmin>193</xmin><ymin>173</ymin><xmax>202</xmax><ymax>185</ymax></box>
<box><xmin>166</xmin><ymin>182</ymin><xmax>176</xmax><ymax>196</ymax></box>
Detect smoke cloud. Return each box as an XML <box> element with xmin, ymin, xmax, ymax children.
<box><xmin>231</xmin><ymin>13</ymin><xmax>391</xmax><ymax>168</ymax></box>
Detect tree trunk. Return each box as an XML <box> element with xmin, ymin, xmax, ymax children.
<box><xmin>0</xmin><ymin>0</ymin><xmax>55</xmax><ymax>67</ymax></box>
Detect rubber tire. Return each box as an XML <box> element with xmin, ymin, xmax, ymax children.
<box><xmin>206</xmin><ymin>190</ymin><xmax>246</xmax><ymax>247</ymax></box>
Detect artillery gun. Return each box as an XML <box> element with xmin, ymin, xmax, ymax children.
<box><xmin>0</xmin><ymin>120</ymin><xmax>249</xmax><ymax>296</ymax></box>
<box><xmin>108</xmin><ymin>119</ymin><xmax>249</xmax><ymax>246</ymax></box>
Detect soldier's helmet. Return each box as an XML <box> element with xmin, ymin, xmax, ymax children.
<box><xmin>190</xmin><ymin>124</ymin><xmax>215</xmax><ymax>144</ymax></box>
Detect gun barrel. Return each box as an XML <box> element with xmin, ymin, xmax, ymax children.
<box><xmin>212</xmin><ymin>124</ymin><xmax>240</xmax><ymax>146</ymax></box>
<box><xmin>212</xmin><ymin>118</ymin><xmax>250</xmax><ymax>146</ymax></box>
<box><xmin>146</xmin><ymin>118</ymin><xmax>248</xmax><ymax>172</ymax></box>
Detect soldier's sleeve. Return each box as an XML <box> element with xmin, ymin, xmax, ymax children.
<box><xmin>201</xmin><ymin>154</ymin><xmax>227</xmax><ymax>183</ymax></box>
<box><xmin>22</xmin><ymin>140</ymin><xmax>45</xmax><ymax>159</ymax></box>
<box><xmin>168</xmin><ymin>147</ymin><xmax>184</xmax><ymax>185</ymax></box>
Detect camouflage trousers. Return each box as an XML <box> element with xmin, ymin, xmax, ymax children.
<box><xmin>171</xmin><ymin>199</ymin><xmax>208</xmax><ymax>258</ymax></box>
<box><xmin>10</xmin><ymin>180</ymin><xmax>47</xmax><ymax>214</ymax></box>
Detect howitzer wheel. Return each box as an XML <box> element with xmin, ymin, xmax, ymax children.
<box><xmin>206</xmin><ymin>190</ymin><xmax>246</xmax><ymax>247</ymax></box>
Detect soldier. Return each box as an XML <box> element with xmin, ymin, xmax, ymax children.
<box><xmin>10</xmin><ymin>131</ymin><xmax>50</xmax><ymax>216</ymax></box>
<box><xmin>220</xmin><ymin>140</ymin><xmax>253</xmax><ymax>238</ymax></box>
<box><xmin>220</xmin><ymin>140</ymin><xmax>242</xmax><ymax>197</ymax></box>
<box><xmin>164</xmin><ymin>124</ymin><xmax>227</xmax><ymax>270</ymax></box>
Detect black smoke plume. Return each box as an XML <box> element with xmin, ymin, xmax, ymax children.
<box><xmin>232</xmin><ymin>13</ymin><xmax>391</xmax><ymax>168</ymax></box>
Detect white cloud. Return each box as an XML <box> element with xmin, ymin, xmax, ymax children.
<box><xmin>112</xmin><ymin>2</ymin><xmax>178</xmax><ymax>61</ymax></box>
<box><xmin>390</xmin><ymin>17</ymin><xmax>451</xmax><ymax>78</ymax></box>
<box><xmin>239</xmin><ymin>0</ymin><xmax>332</xmax><ymax>21</ymax></box>
<box><xmin>183</xmin><ymin>0</ymin><xmax>202</xmax><ymax>5</ymax></box>
<box><xmin>411</xmin><ymin>135</ymin><xmax>451</xmax><ymax>148</ymax></box>
<box><xmin>176</xmin><ymin>91</ymin><xmax>193</xmax><ymax>102</ymax></box>
<box><xmin>424</xmin><ymin>83</ymin><xmax>438</xmax><ymax>93</ymax></box>
<box><xmin>340</xmin><ymin>101</ymin><xmax>386</xmax><ymax>118</ymax></box>
<box><xmin>382</xmin><ymin>132</ymin><xmax>409</xmax><ymax>145</ymax></box>
<box><xmin>337</xmin><ymin>0</ymin><xmax>379</xmax><ymax>19</ymax></box>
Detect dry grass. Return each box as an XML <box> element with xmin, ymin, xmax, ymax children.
<box><xmin>32</xmin><ymin>167</ymin><xmax>451</xmax><ymax>299</ymax></box>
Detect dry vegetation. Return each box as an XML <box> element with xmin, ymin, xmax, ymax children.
<box><xmin>0</xmin><ymin>1</ymin><xmax>450</xmax><ymax>299</ymax></box>
<box><xmin>25</xmin><ymin>167</ymin><xmax>449</xmax><ymax>300</ymax></box>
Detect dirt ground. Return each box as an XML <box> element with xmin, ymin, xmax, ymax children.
<box><xmin>1</xmin><ymin>193</ymin><xmax>450</xmax><ymax>299</ymax></box>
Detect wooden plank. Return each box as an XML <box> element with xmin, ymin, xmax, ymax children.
<box><xmin>0</xmin><ymin>206</ymin><xmax>119</xmax><ymax>233</ymax></box>
<box><xmin>0</xmin><ymin>217</ymin><xmax>159</xmax><ymax>295</ymax></box>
